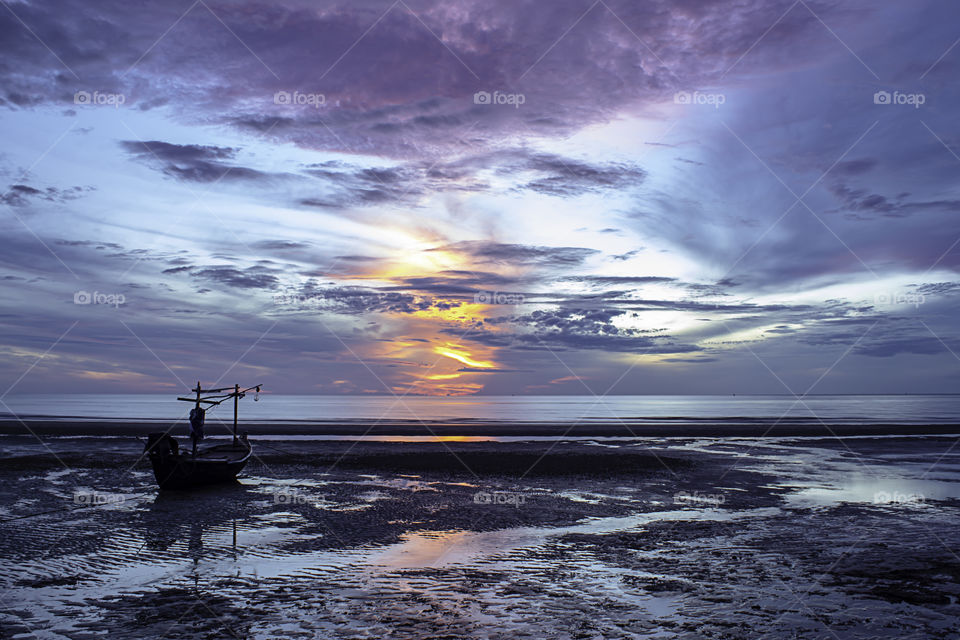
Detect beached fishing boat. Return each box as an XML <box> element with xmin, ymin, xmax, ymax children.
<box><xmin>144</xmin><ymin>383</ymin><xmax>261</xmax><ymax>490</ymax></box>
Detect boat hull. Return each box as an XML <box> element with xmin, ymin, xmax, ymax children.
<box><xmin>146</xmin><ymin>434</ymin><xmax>251</xmax><ymax>490</ymax></box>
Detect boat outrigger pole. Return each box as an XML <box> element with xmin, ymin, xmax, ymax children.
<box><xmin>177</xmin><ymin>382</ymin><xmax>263</xmax><ymax>445</ymax></box>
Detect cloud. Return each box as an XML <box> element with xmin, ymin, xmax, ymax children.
<box><xmin>163</xmin><ymin>264</ymin><xmax>282</xmax><ymax>289</ymax></box>
<box><xmin>517</xmin><ymin>153</ymin><xmax>646</xmax><ymax>196</ymax></box>
<box><xmin>610</xmin><ymin>249</ymin><xmax>641</xmax><ymax>261</ymax></box>
<box><xmin>1</xmin><ymin>184</ymin><xmax>90</xmax><ymax>206</ymax></box>
<box><xmin>855</xmin><ymin>336</ymin><xmax>950</xmax><ymax>357</ymax></box>
<box><xmin>295</xmin><ymin>149</ymin><xmax>646</xmax><ymax>211</ymax></box>
<box><xmin>434</xmin><ymin>241</ymin><xmax>599</xmax><ymax>267</ymax></box>
<box><xmin>4</xmin><ymin>0</ymin><xmax>960</xmax><ymax>395</ymax></box>
<box><xmin>828</xmin><ymin>181</ymin><xmax>960</xmax><ymax>220</ymax></box>
<box><xmin>382</xmin><ymin>270</ymin><xmax>523</xmax><ymax>297</ymax></box>
<box><xmin>471</xmin><ymin>306</ymin><xmax>702</xmax><ymax>354</ymax></box>
<box><xmin>0</xmin><ymin>0</ymin><xmax>843</xmax><ymax>159</ymax></box>
<box><xmin>120</xmin><ymin>140</ymin><xmax>273</xmax><ymax>183</ymax></box>
<box><xmin>833</xmin><ymin>158</ymin><xmax>877</xmax><ymax>176</ymax></box>
<box><xmin>559</xmin><ymin>275</ymin><xmax>676</xmax><ymax>286</ymax></box>
<box><xmin>462</xmin><ymin>324</ymin><xmax>701</xmax><ymax>354</ymax></box>
<box><xmin>275</xmin><ymin>284</ymin><xmax>449</xmax><ymax>315</ymax></box>
<box><xmin>254</xmin><ymin>240</ymin><xmax>309</xmax><ymax>251</ymax></box>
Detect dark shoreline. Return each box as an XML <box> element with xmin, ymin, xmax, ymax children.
<box><xmin>3</xmin><ymin>419</ymin><xmax>960</xmax><ymax>438</ymax></box>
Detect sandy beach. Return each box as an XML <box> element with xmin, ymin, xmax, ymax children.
<box><xmin>2</xmin><ymin>432</ymin><xmax>960</xmax><ymax>638</ymax></box>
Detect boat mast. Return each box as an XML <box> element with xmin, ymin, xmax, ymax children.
<box><xmin>233</xmin><ymin>383</ymin><xmax>239</xmax><ymax>445</ymax></box>
<box><xmin>177</xmin><ymin>383</ymin><xmax>261</xmax><ymax>447</ymax></box>
<box><xmin>194</xmin><ymin>381</ymin><xmax>201</xmax><ymax>456</ymax></box>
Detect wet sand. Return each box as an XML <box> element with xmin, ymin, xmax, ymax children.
<box><xmin>1</xmin><ymin>435</ymin><xmax>959</xmax><ymax>638</ymax></box>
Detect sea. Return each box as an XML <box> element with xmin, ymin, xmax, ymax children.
<box><xmin>2</xmin><ymin>394</ymin><xmax>959</xmax><ymax>425</ymax></box>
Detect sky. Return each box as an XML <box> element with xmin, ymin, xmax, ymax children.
<box><xmin>1</xmin><ymin>0</ymin><xmax>959</xmax><ymax>396</ymax></box>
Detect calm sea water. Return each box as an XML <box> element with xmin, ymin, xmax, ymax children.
<box><xmin>2</xmin><ymin>394</ymin><xmax>959</xmax><ymax>425</ymax></box>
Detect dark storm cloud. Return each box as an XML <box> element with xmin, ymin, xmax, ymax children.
<box><xmin>120</xmin><ymin>141</ymin><xmax>273</xmax><ymax>183</ymax></box>
<box><xmin>0</xmin><ymin>0</ymin><xmax>839</xmax><ymax>157</ymax></box>
<box><xmin>162</xmin><ymin>264</ymin><xmax>282</xmax><ymax>289</ymax></box>
<box><xmin>763</xmin><ymin>325</ymin><xmax>797</xmax><ymax>335</ymax></box>
<box><xmin>382</xmin><ymin>270</ymin><xmax>523</xmax><ymax>297</ymax></box>
<box><xmin>298</xmin><ymin>160</ymin><xmax>441</xmax><ymax>209</ymax></box>
<box><xmin>468</xmin><ymin>295</ymin><xmax>868</xmax><ymax>359</ymax></box>
<box><xmin>382</xmin><ymin>277</ymin><xmax>483</xmax><ymax>296</ymax></box>
<box><xmin>334</xmin><ymin>254</ymin><xmax>380</xmax><ymax>262</ymax></box>
<box><xmin>1</xmin><ymin>184</ymin><xmax>90</xmax><ymax>207</ymax></box>
<box><xmin>0</xmin><ymin>232</ymin><xmax>162</xmax><ymax>281</ymax></box>
<box><xmin>465</xmin><ymin>305</ymin><xmax>703</xmax><ymax>354</ymax></box>
<box><xmin>610</xmin><ymin>249</ymin><xmax>640</xmax><ymax>261</ymax></box>
<box><xmin>275</xmin><ymin>284</ymin><xmax>451</xmax><ymax>315</ymax></box>
<box><xmin>833</xmin><ymin>159</ymin><xmax>878</xmax><ymax>176</ymax></box>
<box><xmin>450</xmin><ymin>323</ymin><xmax>701</xmax><ymax>355</ymax></box>
<box><xmin>434</xmin><ymin>241</ymin><xmax>599</xmax><ymax>267</ymax></box>
<box><xmin>296</xmin><ymin>149</ymin><xmax>646</xmax><ymax>211</ymax></box>
<box><xmin>517</xmin><ymin>154</ymin><xmax>647</xmax><ymax>197</ymax></box>
<box><xmin>854</xmin><ymin>336</ymin><xmax>948</xmax><ymax>357</ymax></box>
<box><xmin>121</xmin><ymin>141</ymin><xmax>236</xmax><ymax>164</ymax></box>
<box><xmin>828</xmin><ymin>181</ymin><xmax>960</xmax><ymax>220</ymax></box>
<box><xmin>250</xmin><ymin>240</ymin><xmax>312</xmax><ymax>251</ymax></box>
<box><xmin>55</xmin><ymin>240</ymin><xmax>124</xmax><ymax>250</ymax></box>
<box><xmin>560</xmin><ymin>275</ymin><xmax>676</xmax><ymax>286</ymax></box>
<box><xmin>1</xmin><ymin>184</ymin><xmax>43</xmax><ymax>207</ymax></box>
<box><xmin>620</xmin><ymin>299</ymin><xmax>813</xmax><ymax>313</ymax></box>
<box><xmin>916</xmin><ymin>282</ymin><xmax>960</xmax><ymax>296</ymax></box>
<box><xmin>791</xmin><ymin>311</ymin><xmax>959</xmax><ymax>358</ymax></box>
<box><xmin>432</xmin><ymin>149</ymin><xmax>647</xmax><ymax>197</ymax></box>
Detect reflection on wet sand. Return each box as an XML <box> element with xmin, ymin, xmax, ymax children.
<box><xmin>2</xmin><ymin>437</ymin><xmax>960</xmax><ymax>638</ymax></box>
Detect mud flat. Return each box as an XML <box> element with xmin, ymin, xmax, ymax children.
<box><xmin>1</xmin><ymin>436</ymin><xmax>959</xmax><ymax>638</ymax></box>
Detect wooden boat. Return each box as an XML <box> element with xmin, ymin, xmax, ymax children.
<box><xmin>145</xmin><ymin>433</ymin><xmax>252</xmax><ymax>490</ymax></box>
<box><xmin>144</xmin><ymin>382</ymin><xmax>261</xmax><ymax>490</ymax></box>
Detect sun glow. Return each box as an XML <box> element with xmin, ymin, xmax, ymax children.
<box><xmin>373</xmin><ymin>243</ymin><xmax>464</xmax><ymax>280</ymax></box>
<box><xmin>407</xmin><ymin>301</ymin><xmax>483</xmax><ymax>324</ymax></box>
<box><xmin>424</xmin><ymin>372</ymin><xmax>462</xmax><ymax>380</ymax></box>
<box><xmin>433</xmin><ymin>345</ymin><xmax>495</xmax><ymax>369</ymax></box>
